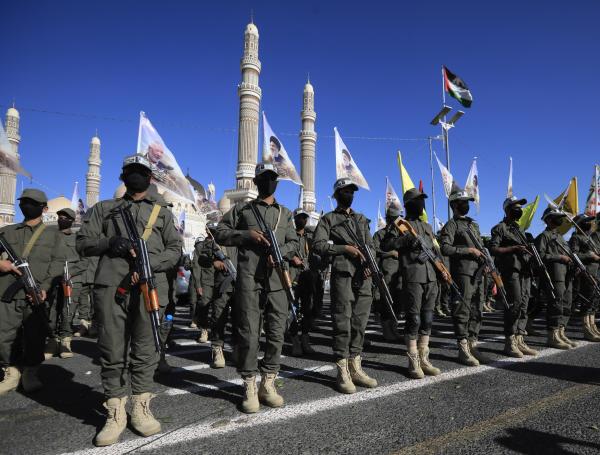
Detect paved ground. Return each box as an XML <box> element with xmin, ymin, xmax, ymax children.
<box><xmin>1</xmin><ymin>297</ymin><xmax>599</xmax><ymax>455</ymax></box>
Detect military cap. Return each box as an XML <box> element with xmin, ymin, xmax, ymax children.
<box><xmin>403</xmin><ymin>188</ymin><xmax>427</xmax><ymax>204</ymax></box>
<box><xmin>18</xmin><ymin>188</ymin><xmax>48</xmax><ymax>204</ymax></box>
<box><xmin>255</xmin><ymin>163</ymin><xmax>278</xmax><ymax>178</ymax></box>
<box><xmin>57</xmin><ymin>208</ymin><xmax>76</xmax><ymax>220</ymax></box>
<box><xmin>541</xmin><ymin>206</ymin><xmax>567</xmax><ymax>222</ymax></box>
<box><xmin>293</xmin><ymin>208</ymin><xmax>310</xmax><ymax>218</ymax></box>
<box><xmin>385</xmin><ymin>206</ymin><xmax>403</xmax><ymax>218</ymax></box>
<box><xmin>122</xmin><ymin>154</ymin><xmax>152</xmax><ymax>171</ymax></box>
<box><xmin>206</xmin><ymin>221</ymin><xmax>219</xmax><ymax>230</ymax></box>
<box><xmin>503</xmin><ymin>196</ymin><xmax>527</xmax><ymax>211</ymax></box>
<box><xmin>333</xmin><ymin>178</ymin><xmax>358</xmax><ymax>193</ymax></box>
<box><xmin>449</xmin><ymin>189</ymin><xmax>475</xmax><ymax>203</ymax></box>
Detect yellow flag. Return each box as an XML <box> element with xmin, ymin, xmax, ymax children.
<box><xmin>553</xmin><ymin>177</ymin><xmax>578</xmax><ymax>235</ymax></box>
<box><xmin>397</xmin><ymin>151</ymin><xmax>428</xmax><ymax>222</ymax></box>
<box><xmin>517</xmin><ymin>195</ymin><xmax>539</xmax><ymax>231</ymax></box>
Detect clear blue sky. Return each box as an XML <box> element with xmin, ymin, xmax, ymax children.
<box><xmin>3</xmin><ymin>1</ymin><xmax>599</xmax><ymax>234</ymax></box>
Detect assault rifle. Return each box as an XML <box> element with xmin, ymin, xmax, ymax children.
<box><xmin>555</xmin><ymin>241</ymin><xmax>600</xmax><ymax>297</ymax></box>
<box><xmin>0</xmin><ymin>233</ymin><xmax>45</xmax><ymax>306</ymax></box>
<box><xmin>62</xmin><ymin>261</ymin><xmax>73</xmax><ymax>317</ymax></box>
<box><xmin>206</xmin><ymin>228</ymin><xmax>237</xmax><ymax>294</ymax></box>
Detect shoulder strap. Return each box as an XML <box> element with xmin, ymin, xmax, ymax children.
<box><xmin>142</xmin><ymin>204</ymin><xmax>161</xmax><ymax>241</ymax></box>
<box><xmin>23</xmin><ymin>223</ymin><xmax>47</xmax><ymax>258</ymax></box>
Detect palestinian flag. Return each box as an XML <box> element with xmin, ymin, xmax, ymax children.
<box><xmin>443</xmin><ymin>66</ymin><xmax>473</xmax><ymax>108</ymax></box>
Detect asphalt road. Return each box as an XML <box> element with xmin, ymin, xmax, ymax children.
<box><xmin>1</xmin><ymin>297</ymin><xmax>599</xmax><ymax>455</ymax></box>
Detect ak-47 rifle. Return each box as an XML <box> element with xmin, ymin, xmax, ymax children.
<box><xmin>393</xmin><ymin>217</ymin><xmax>467</xmax><ymax>304</ymax></box>
<box><xmin>339</xmin><ymin>217</ymin><xmax>399</xmax><ymax>324</ymax></box>
<box><xmin>0</xmin><ymin>233</ymin><xmax>45</xmax><ymax>306</ymax></box>
<box><xmin>464</xmin><ymin>225</ymin><xmax>510</xmax><ymax>309</ymax></box>
<box><xmin>509</xmin><ymin>225</ymin><xmax>558</xmax><ymax>302</ymax></box>
<box><xmin>248</xmin><ymin>202</ymin><xmax>299</xmax><ymax>323</ymax></box>
<box><xmin>206</xmin><ymin>228</ymin><xmax>237</xmax><ymax>294</ymax></box>
<box><xmin>555</xmin><ymin>241</ymin><xmax>600</xmax><ymax>297</ymax></box>
<box><xmin>119</xmin><ymin>206</ymin><xmax>162</xmax><ymax>353</ymax></box>
<box><xmin>62</xmin><ymin>261</ymin><xmax>73</xmax><ymax>318</ymax></box>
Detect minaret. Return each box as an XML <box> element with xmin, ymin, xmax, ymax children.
<box><xmin>0</xmin><ymin>106</ymin><xmax>21</xmax><ymax>226</ymax></box>
<box><xmin>300</xmin><ymin>78</ymin><xmax>318</xmax><ymax>218</ymax></box>
<box><xmin>86</xmin><ymin>134</ymin><xmax>101</xmax><ymax>207</ymax></box>
<box><xmin>223</xmin><ymin>21</ymin><xmax>262</xmax><ymax>205</ymax></box>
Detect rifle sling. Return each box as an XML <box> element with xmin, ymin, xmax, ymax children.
<box><xmin>142</xmin><ymin>204</ymin><xmax>161</xmax><ymax>241</ymax></box>
<box><xmin>22</xmin><ymin>223</ymin><xmax>47</xmax><ymax>258</ymax></box>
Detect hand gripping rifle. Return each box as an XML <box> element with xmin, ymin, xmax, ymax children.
<box><xmin>394</xmin><ymin>217</ymin><xmax>467</xmax><ymax>304</ymax></box>
<box><xmin>248</xmin><ymin>202</ymin><xmax>300</xmax><ymax>323</ymax></box>
<box><xmin>119</xmin><ymin>206</ymin><xmax>162</xmax><ymax>353</ymax></box>
<box><xmin>0</xmin><ymin>233</ymin><xmax>45</xmax><ymax>306</ymax></box>
<box><xmin>340</xmin><ymin>217</ymin><xmax>399</xmax><ymax>324</ymax></box>
<box><xmin>463</xmin><ymin>225</ymin><xmax>510</xmax><ymax>309</ymax></box>
<box><xmin>509</xmin><ymin>225</ymin><xmax>558</xmax><ymax>302</ymax></box>
<box><xmin>62</xmin><ymin>261</ymin><xmax>73</xmax><ymax>318</ymax></box>
<box><xmin>554</xmin><ymin>241</ymin><xmax>600</xmax><ymax>297</ymax></box>
<box><xmin>205</xmin><ymin>228</ymin><xmax>237</xmax><ymax>294</ymax></box>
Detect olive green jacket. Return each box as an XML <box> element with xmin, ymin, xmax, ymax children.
<box><xmin>439</xmin><ymin>216</ymin><xmax>483</xmax><ymax>276</ymax></box>
<box><xmin>535</xmin><ymin>228</ymin><xmax>571</xmax><ymax>282</ymax></box>
<box><xmin>489</xmin><ymin>219</ymin><xmax>530</xmax><ymax>274</ymax></box>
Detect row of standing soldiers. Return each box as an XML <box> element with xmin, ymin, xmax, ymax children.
<box><xmin>0</xmin><ymin>158</ymin><xmax>598</xmax><ymax>448</ymax></box>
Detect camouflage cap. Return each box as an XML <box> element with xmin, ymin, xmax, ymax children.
<box><xmin>57</xmin><ymin>208</ymin><xmax>76</xmax><ymax>220</ymax></box>
<box><xmin>503</xmin><ymin>196</ymin><xmax>527</xmax><ymax>211</ymax></box>
<box><xmin>255</xmin><ymin>163</ymin><xmax>278</xmax><ymax>178</ymax></box>
<box><xmin>206</xmin><ymin>221</ymin><xmax>219</xmax><ymax>230</ymax></box>
<box><xmin>385</xmin><ymin>206</ymin><xmax>403</xmax><ymax>218</ymax></box>
<box><xmin>293</xmin><ymin>208</ymin><xmax>310</xmax><ymax>218</ymax></box>
<box><xmin>333</xmin><ymin>178</ymin><xmax>358</xmax><ymax>193</ymax></box>
<box><xmin>122</xmin><ymin>154</ymin><xmax>152</xmax><ymax>171</ymax></box>
<box><xmin>18</xmin><ymin>188</ymin><xmax>48</xmax><ymax>204</ymax></box>
<box><xmin>449</xmin><ymin>189</ymin><xmax>474</xmax><ymax>203</ymax></box>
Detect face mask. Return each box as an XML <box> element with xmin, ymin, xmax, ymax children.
<box><xmin>255</xmin><ymin>178</ymin><xmax>278</xmax><ymax>196</ymax></box>
<box><xmin>336</xmin><ymin>192</ymin><xmax>354</xmax><ymax>208</ymax></box>
<box><xmin>58</xmin><ymin>218</ymin><xmax>73</xmax><ymax>230</ymax></box>
<box><xmin>122</xmin><ymin>171</ymin><xmax>151</xmax><ymax>193</ymax></box>
<box><xmin>20</xmin><ymin>202</ymin><xmax>44</xmax><ymax>220</ymax></box>
<box><xmin>510</xmin><ymin>207</ymin><xmax>523</xmax><ymax>220</ymax></box>
<box><xmin>455</xmin><ymin>201</ymin><xmax>470</xmax><ymax>216</ymax></box>
<box><xmin>295</xmin><ymin>217</ymin><xmax>307</xmax><ymax>230</ymax></box>
<box><xmin>581</xmin><ymin>222</ymin><xmax>592</xmax><ymax>232</ymax></box>
<box><xmin>406</xmin><ymin>199</ymin><xmax>425</xmax><ymax>217</ymax></box>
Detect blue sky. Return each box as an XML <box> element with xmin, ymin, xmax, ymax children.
<box><xmin>2</xmin><ymin>1</ymin><xmax>599</xmax><ymax>234</ymax></box>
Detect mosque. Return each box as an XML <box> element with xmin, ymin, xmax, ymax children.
<box><xmin>0</xmin><ymin>21</ymin><xmax>319</xmax><ymax>251</ymax></box>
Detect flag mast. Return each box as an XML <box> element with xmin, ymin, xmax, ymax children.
<box><xmin>428</xmin><ymin>136</ymin><xmax>438</xmax><ymax>234</ymax></box>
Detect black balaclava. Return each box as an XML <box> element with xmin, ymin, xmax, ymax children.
<box><xmin>508</xmin><ymin>205</ymin><xmax>523</xmax><ymax>221</ymax></box>
<box><xmin>121</xmin><ymin>165</ymin><xmax>152</xmax><ymax>193</ymax></box>
<box><xmin>405</xmin><ymin>198</ymin><xmax>425</xmax><ymax>219</ymax></box>
<box><xmin>58</xmin><ymin>217</ymin><xmax>74</xmax><ymax>231</ymax></box>
<box><xmin>255</xmin><ymin>175</ymin><xmax>278</xmax><ymax>197</ymax></box>
<box><xmin>295</xmin><ymin>216</ymin><xmax>308</xmax><ymax>230</ymax></box>
<box><xmin>335</xmin><ymin>188</ymin><xmax>354</xmax><ymax>208</ymax></box>
<box><xmin>453</xmin><ymin>200</ymin><xmax>470</xmax><ymax>217</ymax></box>
<box><xmin>19</xmin><ymin>199</ymin><xmax>44</xmax><ymax>220</ymax></box>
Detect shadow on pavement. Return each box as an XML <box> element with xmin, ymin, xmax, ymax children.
<box><xmin>496</xmin><ymin>427</ymin><xmax>600</xmax><ymax>454</ymax></box>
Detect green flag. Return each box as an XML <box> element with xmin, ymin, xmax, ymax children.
<box><xmin>517</xmin><ymin>195</ymin><xmax>539</xmax><ymax>231</ymax></box>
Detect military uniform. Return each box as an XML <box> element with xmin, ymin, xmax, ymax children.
<box><xmin>0</xmin><ymin>189</ymin><xmax>66</xmax><ymax>394</ymax></box>
<box><xmin>192</xmin><ymin>237</ymin><xmax>215</xmax><ymax>340</ymax></box>
<box><xmin>74</xmin><ymin>255</ymin><xmax>99</xmax><ymax>337</ymax></box>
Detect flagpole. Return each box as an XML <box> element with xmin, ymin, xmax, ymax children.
<box><xmin>441</xmin><ymin>67</ymin><xmax>451</xmax><ymax>220</ymax></box>
<box><xmin>428</xmin><ymin>136</ymin><xmax>438</xmax><ymax>234</ymax></box>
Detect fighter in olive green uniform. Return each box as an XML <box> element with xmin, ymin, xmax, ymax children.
<box><xmin>0</xmin><ymin>189</ymin><xmax>66</xmax><ymax>395</ymax></box>
<box><xmin>288</xmin><ymin>209</ymin><xmax>317</xmax><ymax>357</ymax></box>
<box><xmin>382</xmin><ymin>188</ymin><xmax>440</xmax><ymax>379</ymax></box>
<box><xmin>569</xmin><ymin>214</ymin><xmax>600</xmax><ymax>341</ymax></box>
<box><xmin>74</xmin><ymin>252</ymin><xmax>98</xmax><ymax>338</ymax></box>
<box><xmin>535</xmin><ymin>207</ymin><xmax>576</xmax><ymax>350</ymax></box>
<box><xmin>313</xmin><ymin>178</ymin><xmax>378</xmax><ymax>394</ymax></box>
<box><xmin>215</xmin><ymin>163</ymin><xmax>298</xmax><ymax>413</ymax></box>
<box><xmin>192</xmin><ymin>235</ymin><xmax>215</xmax><ymax>343</ymax></box>
<box><xmin>372</xmin><ymin>207</ymin><xmax>402</xmax><ymax>342</ymax></box>
<box><xmin>77</xmin><ymin>157</ymin><xmax>182</xmax><ymax>446</ymax></box>
<box><xmin>440</xmin><ymin>189</ymin><xmax>489</xmax><ymax>366</ymax></box>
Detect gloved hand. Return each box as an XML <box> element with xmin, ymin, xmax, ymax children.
<box><xmin>406</xmin><ymin>236</ymin><xmax>420</xmax><ymax>251</ymax></box>
<box><xmin>108</xmin><ymin>236</ymin><xmax>133</xmax><ymax>258</ymax></box>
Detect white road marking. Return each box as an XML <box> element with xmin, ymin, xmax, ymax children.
<box><xmin>59</xmin><ymin>342</ymin><xmax>593</xmax><ymax>455</ymax></box>
<box><xmin>169</xmin><ymin>355</ymin><xmax>286</xmax><ymax>373</ymax></box>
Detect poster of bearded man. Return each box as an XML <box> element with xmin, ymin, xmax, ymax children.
<box><xmin>261</xmin><ymin>112</ymin><xmax>303</xmax><ymax>185</ymax></box>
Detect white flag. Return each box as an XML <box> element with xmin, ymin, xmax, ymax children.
<box><xmin>177</xmin><ymin>210</ymin><xmax>186</xmax><ymax>235</ymax></box>
<box><xmin>434</xmin><ymin>216</ymin><xmax>445</xmax><ymax>233</ymax></box>
<box><xmin>507</xmin><ymin>156</ymin><xmax>513</xmax><ymax>198</ymax></box>
<box><xmin>334</xmin><ymin>127</ymin><xmax>369</xmax><ymax>190</ymax></box>
<box><xmin>385</xmin><ymin>177</ymin><xmax>403</xmax><ymax>214</ymax></box>
<box><xmin>377</xmin><ymin>201</ymin><xmax>386</xmax><ymax>230</ymax></box>
<box><xmin>464</xmin><ymin>158</ymin><xmax>480</xmax><ymax>212</ymax></box>
<box><xmin>0</xmin><ymin>121</ymin><xmax>30</xmax><ymax>177</ymax></box>
<box><xmin>584</xmin><ymin>165</ymin><xmax>600</xmax><ymax>216</ymax></box>
<box><xmin>262</xmin><ymin>113</ymin><xmax>303</xmax><ymax>185</ymax></box>
<box><xmin>207</xmin><ymin>182</ymin><xmax>216</xmax><ymax>203</ymax></box>
<box><xmin>70</xmin><ymin>181</ymin><xmax>80</xmax><ymax>211</ymax></box>
<box><xmin>298</xmin><ymin>187</ymin><xmax>304</xmax><ymax>210</ymax></box>
<box><xmin>137</xmin><ymin>112</ymin><xmax>195</xmax><ymax>202</ymax></box>
<box><xmin>434</xmin><ymin>152</ymin><xmax>454</xmax><ymax>198</ymax></box>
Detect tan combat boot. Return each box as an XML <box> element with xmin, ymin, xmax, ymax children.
<box><xmin>468</xmin><ymin>339</ymin><xmax>490</xmax><ymax>364</ymax></box>
<box><xmin>590</xmin><ymin>314</ymin><xmax>600</xmax><ymax>337</ymax></box>
<box><xmin>516</xmin><ymin>335</ymin><xmax>538</xmax><ymax>356</ymax></box>
<box><xmin>211</xmin><ymin>345</ymin><xmax>225</xmax><ymax>369</ymax></box>
<box><xmin>0</xmin><ymin>366</ymin><xmax>20</xmax><ymax>395</ymax></box>
<box><xmin>559</xmin><ymin>326</ymin><xmax>577</xmax><ymax>348</ymax></box>
<box><xmin>406</xmin><ymin>338</ymin><xmax>424</xmax><ymax>379</ymax></box>
<box><xmin>44</xmin><ymin>337</ymin><xmax>59</xmax><ymax>360</ymax></box>
<box><xmin>335</xmin><ymin>359</ymin><xmax>356</xmax><ymax>394</ymax></box>
<box><xmin>547</xmin><ymin>328</ymin><xmax>570</xmax><ymax>350</ymax></box>
<box><xmin>197</xmin><ymin>328</ymin><xmax>209</xmax><ymax>344</ymax></box>
<box><xmin>349</xmin><ymin>355</ymin><xmax>378</xmax><ymax>388</ymax></box>
<box><xmin>130</xmin><ymin>393</ymin><xmax>161</xmax><ymax>437</ymax></box>
<box><xmin>258</xmin><ymin>372</ymin><xmax>284</xmax><ymax>407</ymax></box>
<box><xmin>417</xmin><ymin>337</ymin><xmax>441</xmax><ymax>376</ymax></box>
<box><xmin>504</xmin><ymin>335</ymin><xmax>524</xmax><ymax>358</ymax></box>
<box><xmin>21</xmin><ymin>366</ymin><xmax>43</xmax><ymax>393</ymax></box>
<box><xmin>241</xmin><ymin>376</ymin><xmax>260</xmax><ymax>413</ymax></box>
<box><xmin>59</xmin><ymin>337</ymin><xmax>74</xmax><ymax>359</ymax></box>
<box><xmin>301</xmin><ymin>334</ymin><xmax>316</xmax><ymax>354</ymax></box>
<box><xmin>94</xmin><ymin>397</ymin><xmax>128</xmax><ymax>446</ymax></box>
<box><xmin>74</xmin><ymin>319</ymin><xmax>90</xmax><ymax>337</ymax></box>
<box><xmin>458</xmin><ymin>339</ymin><xmax>479</xmax><ymax>366</ymax></box>
<box><xmin>582</xmin><ymin>315</ymin><xmax>600</xmax><ymax>342</ymax></box>
<box><xmin>290</xmin><ymin>335</ymin><xmax>303</xmax><ymax>357</ymax></box>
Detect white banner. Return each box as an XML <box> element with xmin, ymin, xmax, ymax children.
<box><xmin>585</xmin><ymin>165</ymin><xmax>600</xmax><ymax>216</ymax></box>
<box><xmin>262</xmin><ymin>113</ymin><xmax>302</xmax><ymax>185</ymax></box>
<box><xmin>334</xmin><ymin>127</ymin><xmax>369</xmax><ymax>190</ymax></box>
<box><xmin>434</xmin><ymin>152</ymin><xmax>454</xmax><ymax>198</ymax></box>
<box><xmin>137</xmin><ymin>112</ymin><xmax>195</xmax><ymax>202</ymax></box>
<box><xmin>377</xmin><ymin>200</ymin><xmax>386</xmax><ymax>230</ymax></box>
<box><xmin>507</xmin><ymin>156</ymin><xmax>513</xmax><ymax>198</ymax></box>
<box><xmin>464</xmin><ymin>157</ymin><xmax>480</xmax><ymax>212</ymax></box>
<box><xmin>385</xmin><ymin>177</ymin><xmax>403</xmax><ymax>213</ymax></box>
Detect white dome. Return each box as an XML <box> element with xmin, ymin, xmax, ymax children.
<box><xmin>47</xmin><ymin>196</ymin><xmax>72</xmax><ymax>214</ymax></box>
<box><xmin>245</xmin><ymin>23</ymin><xmax>259</xmax><ymax>35</ymax></box>
<box><xmin>6</xmin><ymin>107</ymin><xmax>19</xmax><ymax>118</ymax></box>
<box><xmin>91</xmin><ymin>136</ymin><xmax>100</xmax><ymax>145</ymax></box>
<box><xmin>304</xmin><ymin>82</ymin><xmax>314</xmax><ymax>93</ymax></box>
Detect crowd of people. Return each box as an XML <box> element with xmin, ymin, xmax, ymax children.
<box><xmin>0</xmin><ymin>156</ymin><xmax>598</xmax><ymax>448</ymax></box>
